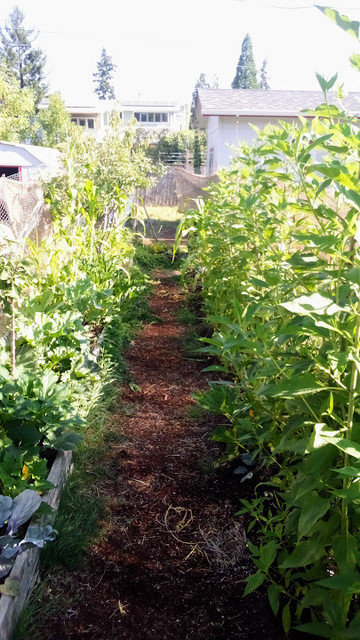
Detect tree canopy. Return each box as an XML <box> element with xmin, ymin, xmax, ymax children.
<box><xmin>232</xmin><ymin>33</ymin><xmax>259</xmax><ymax>89</ymax></box>
<box><xmin>93</xmin><ymin>48</ymin><xmax>117</xmax><ymax>100</ymax></box>
<box><xmin>190</xmin><ymin>73</ymin><xmax>219</xmax><ymax>128</ymax></box>
<box><xmin>260</xmin><ymin>58</ymin><xmax>270</xmax><ymax>90</ymax></box>
<box><xmin>0</xmin><ymin>5</ymin><xmax>47</xmax><ymax>104</ymax></box>
<box><xmin>35</xmin><ymin>93</ymin><xmax>73</xmax><ymax>147</ymax></box>
<box><xmin>0</xmin><ymin>65</ymin><xmax>36</xmax><ymax>142</ymax></box>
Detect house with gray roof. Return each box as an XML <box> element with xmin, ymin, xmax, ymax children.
<box><xmin>195</xmin><ymin>89</ymin><xmax>360</xmax><ymax>175</ymax></box>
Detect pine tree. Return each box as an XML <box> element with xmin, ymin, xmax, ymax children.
<box><xmin>232</xmin><ymin>33</ymin><xmax>259</xmax><ymax>89</ymax></box>
<box><xmin>190</xmin><ymin>73</ymin><xmax>211</xmax><ymax>128</ymax></box>
<box><xmin>260</xmin><ymin>58</ymin><xmax>270</xmax><ymax>90</ymax></box>
<box><xmin>93</xmin><ymin>48</ymin><xmax>117</xmax><ymax>100</ymax></box>
<box><xmin>0</xmin><ymin>6</ymin><xmax>47</xmax><ymax>104</ymax></box>
<box><xmin>193</xmin><ymin>130</ymin><xmax>202</xmax><ymax>174</ymax></box>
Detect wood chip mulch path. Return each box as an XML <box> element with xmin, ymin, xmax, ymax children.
<box><xmin>38</xmin><ymin>271</ymin><xmax>283</xmax><ymax>640</ymax></box>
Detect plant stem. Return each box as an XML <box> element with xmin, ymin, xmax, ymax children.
<box><xmin>10</xmin><ymin>298</ymin><xmax>15</xmax><ymax>380</ymax></box>
<box><xmin>342</xmin><ymin>300</ymin><xmax>360</xmax><ymax>540</ymax></box>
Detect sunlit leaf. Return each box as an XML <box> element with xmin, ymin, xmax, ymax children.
<box><xmin>316</xmin><ymin>6</ymin><xmax>360</xmax><ymax>39</ymax></box>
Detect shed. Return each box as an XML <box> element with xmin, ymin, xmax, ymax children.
<box><xmin>0</xmin><ymin>142</ymin><xmax>61</xmax><ymax>182</ymax></box>
<box><xmin>195</xmin><ymin>89</ymin><xmax>360</xmax><ymax>174</ymax></box>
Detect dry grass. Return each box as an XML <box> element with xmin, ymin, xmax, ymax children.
<box><xmin>144</xmin><ymin>206</ymin><xmax>182</xmax><ymax>222</ymax></box>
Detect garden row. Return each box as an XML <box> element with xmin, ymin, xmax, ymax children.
<box><xmin>177</xmin><ymin>77</ymin><xmax>360</xmax><ymax>639</ymax></box>
<box><xmin>0</xmin><ymin>119</ymin><xmax>153</xmax><ymax>586</ymax></box>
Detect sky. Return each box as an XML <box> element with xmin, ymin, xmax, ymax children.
<box><xmin>0</xmin><ymin>0</ymin><xmax>360</xmax><ymax>105</ymax></box>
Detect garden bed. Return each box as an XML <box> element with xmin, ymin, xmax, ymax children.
<box><xmin>0</xmin><ymin>450</ymin><xmax>72</xmax><ymax>640</ymax></box>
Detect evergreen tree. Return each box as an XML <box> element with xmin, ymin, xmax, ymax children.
<box><xmin>260</xmin><ymin>58</ymin><xmax>270</xmax><ymax>90</ymax></box>
<box><xmin>0</xmin><ymin>6</ymin><xmax>47</xmax><ymax>104</ymax></box>
<box><xmin>190</xmin><ymin>73</ymin><xmax>211</xmax><ymax>128</ymax></box>
<box><xmin>93</xmin><ymin>48</ymin><xmax>117</xmax><ymax>100</ymax></box>
<box><xmin>193</xmin><ymin>130</ymin><xmax>202</xmax><ymax>174</ymax></box>
<box><xmin>232</xmin><ymin>33</ymin><xmax>259</xmax><ymax>89</ymax></box>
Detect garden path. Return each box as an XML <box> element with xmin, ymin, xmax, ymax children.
<box><xmin>38</xmin><ymin>270</ymin><xmax>283</xmax><ymax>640</ymax></box>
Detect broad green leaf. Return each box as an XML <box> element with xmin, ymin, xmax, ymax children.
<box><xmin>201</xmin><ymin>365</ymin><xmax>228</xmax><ymax>373</ymax></box>
<box><xmin>258</xmin><ymin>541</ymin><xmax>278</xmax><ymax>572</ymax></box>
<box><xmin>316</xmin><ymin>178</ymin><xmax>332</xmax><ymax>198</ymax></box>
<box><xmin>316</xmin><ymin>572</ymin><xmax>360</xmax><ymax>594</ymax></box>
<box><xmin>323</xmin><ymin>436</ymin><xmax>360</xmax><ymax>459</ymax></box>
<box><xmin>50</xmin><ymin>431</ymin><xmax>83</xmax><ymax>451</ymax></box>
<box><xmin>261</xmin><ymin>373</ymin><xmax>326</xmax><ymax>399</ymax></box>
<box><xmin>281</xmin><ymin>293</ymin><xmax>347</xmax><ymax>317</ymax></box>
<box><xmin>345</xmin><ymin>267</ymin><xmax>360</xmax><ymax>286</ymax></box>
<box><xmin>7</xmin><ymin>490</ymin><xmax>42</xmax><ymax>536</ymax></box>
<box><xmin>282</xmin><ymin>603</ymin><xmax>291</xmax><ymax>635</ymax></box>
<box><xmin>243</xmin><ymin>571</ymin><xmax>266</xmax><ymax>596</ymax></box>
<box><xmin>339</xmin><ymin>186</ymin><xmax>360</xmax><ymax>209</ymax></box>
<box><xmin>333</xmin><ymin>533</ymin><xmax>357</xmax><ymax>573</ymax></box>
<box><xmin>295</xmin><ymin>622</ymin><xmax>332</xmax><ymax>638</ymax></box>
<box><xmin>316</xmin><ymin>6</ymin><xmax>360</xmax><ymax>39</ymax></box>
<box><xmin>247</xmin><ymin>540</ymin><xmax>260</xmax><ymax>556</ymax></box>
<box><xmin>350</xmin><ymin>53</ymin><xmax>360</xmax><ymax>71</ymax></box>
<box><xmin>304</xmin><ymin>133</ymin><xmax>334</xmax><ymax>155</ymax></box>
<box><xmin>267</xmin><ymin>584</ymin><xmax>280</xmax><ymax>616</ymax></box>
<box><xmin>315</xmin><ymin>73</ymin><xmax>338</xmax><ymax>94</ymax></box>
<box><xmin>345</xmin><ymin>611</ymin><xmax>360</xmax><ymax>638</ymax></box>
<box><xmin>279</xmin><ymin>540</ymin><xmax>326</xmax><ymax>569</ymax></box>
<box><xmin>298</xmin><ymin>494</ymin><xmax>331</xmax><ymax>539</ymax></box>
<box><xmin>331</xmin><ymin>466</ymin><xmax>360</xmax><ymax>478</ymax></box>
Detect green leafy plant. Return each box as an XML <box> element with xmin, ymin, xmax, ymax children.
<box><xmin>178</xmin><ymin>70</ymin><xmax>360</xmax><ymax>637</ymax></box>
<box><xmin>0</xmin><ymin>489</ymin><xmax>55</xmax><ymax>579</ymax></box>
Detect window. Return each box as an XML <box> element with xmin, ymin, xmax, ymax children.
<box><xmin>71</xmin><ymin>117</ymin><xmax>96</xmax><ymax>129</ymax></box>
<box><xmin>133</xmin><ymin>112</ymin><xmax>169</xmax><ymax>124</ymax></box>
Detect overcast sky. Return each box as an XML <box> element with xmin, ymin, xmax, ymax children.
<box><xmin>0</xmin><ymin>0</ymin><xmax>359</xmax><ymax>105</ymax></box>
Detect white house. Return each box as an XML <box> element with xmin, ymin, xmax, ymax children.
<box><xmin>121</xmin><ymin>100</ymin><xmax>188</xmax><ymax>131</ymax></box>
<box><xmin>0</xmin><ymin>142</ymin><xmax>61</xmax><ymax>181</ymax></box>
<box><xmin>195</xmin><ymin>89</ymin><xmax>360</xmax><ymax>175</ymax></box>
<box><xmin>66</xmin><ymin>100</ymin><xmax>189</xmax><ymax>136</ymax></box>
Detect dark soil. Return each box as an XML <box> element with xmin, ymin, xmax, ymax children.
<box><xmin>34</xmin><ymin>272</ymin><xmax>285</xmax><ymax>640</ymax></box>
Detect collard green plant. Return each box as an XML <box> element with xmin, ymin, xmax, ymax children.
<box><xmin>0</xmin><ymin>489</ymin><xmax>55</xmax><ymax>578</ymax></box>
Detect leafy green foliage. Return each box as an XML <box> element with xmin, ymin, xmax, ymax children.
<box><xmin>0</xmin><ymin>66</ymin><xmax>36</xmax><ymax>142</ymax></box>
<box><xmin>34</xmin><ymin>93</ymin><xmax>73</xmax><ymax>147</ymax></box>
<box><xmin>179</xmin><ymin>76</ymin><xmax>360</xmax><ymax>636</ymax></box>
<box><xmin>0</xmin><ymin>109</ymin><xmax>153</xmax><ymax>501</ymax></box>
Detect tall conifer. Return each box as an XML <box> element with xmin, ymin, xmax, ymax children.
<box><xmin>260</xmin><ymin>58</ymin><xmax>270</xmax><ymax>90</ymax></box>
<box><xmin>0</xmin><ymin>6</ymin><xmax>47</xmax><ymax>104</ymax></box>
<box><xmin>232</xmin><ymin>34</ymin><xmax>259</xmax><ymax>89</ymax></box>
<box><xmin>93</xmin><ymin>48</ymin><xmax>117</xmax><ymax>100</ymax></box>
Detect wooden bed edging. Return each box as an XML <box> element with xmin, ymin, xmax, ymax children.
<box><xmin>0</xmin><ymin>449</ymin><xmax>72</xmax><ymax>640</ymax></box>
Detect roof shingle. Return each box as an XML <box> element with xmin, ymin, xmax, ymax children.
<box><xmin>197</xmin><ymin>88</ymin><xmax>360</xmax><ymax>117</ymax></box>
